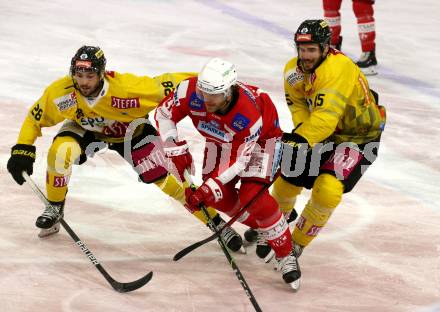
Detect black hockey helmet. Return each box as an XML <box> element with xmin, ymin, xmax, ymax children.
<box><xmin>294</xmin><ymin>19</ymin><xmax>331</xmax><ymax>51</ymax></box>
<box><xmin>70</xmin><ymin>46</ymin><xmax>106</xmax><ymax>77</ymax></box>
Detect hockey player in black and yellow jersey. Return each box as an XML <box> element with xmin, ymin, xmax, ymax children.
<box><xmin>246</xmin><ymin>20</ymin><xmax>386</xmax><ymax>264</ymax></box>
<box><xmin>6</xmin><ymin>46</ymin><xmax>243</xmax><ymax>251</ymax></box>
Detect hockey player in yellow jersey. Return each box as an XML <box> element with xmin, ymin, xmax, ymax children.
<box><xmin>6</xmin><ymin>45</ymin><xmax>243</xmax><ymax>251</ymax></box>
<box><xmin>245</xmin><ymin>20</ymin><xmax>386</xmax><ymax>265</ymax></box>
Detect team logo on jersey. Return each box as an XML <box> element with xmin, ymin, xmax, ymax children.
<box><xmin>54</xmin><ymin>92</ymin><xmax>77</xmax><ymax>111</ymax></box>
<box><xmin>189</xmin><ymin>92</ymin><xmax>204</xmax><ymax>110</ymax></box>
<box><xmin>198</xmin><ymin>121</ymin><xmax>231</xmax><ymax>142</ymax></box>
<box><xmin>231</xmin><ymin>113</ymin><xmax>250</xmax><ymax>132</ymax></box>
<box><xmin>111</xmin><ymin>96</ymin><xmax>140</xmax><ymax>109</ymax></box>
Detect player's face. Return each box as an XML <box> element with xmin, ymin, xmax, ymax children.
<box><xmin>298</xmin><ymin>43</ymin><xmax>325</xmax><ymax>72</ymax></box>
<box><xmin>73</xmin><ymin>71</ymin><xmax>101</xmax><ymax>97</ymax></box>
<box><xmin>197</xmin><ymin>90</ymin><xmax>228</xmax><ymax>113</ymax></box>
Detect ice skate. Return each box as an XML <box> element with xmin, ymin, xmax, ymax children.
<box><xmin>35</xmin><ymin>201</ymin><xmax>64</xmax><ymax>230</ymax></box>
<box><xmin>356</xmin><ymin>48</ymin><xmax>378</xmax><ymax>76</ymax></box>
<box><xmin>275</xmin><ymin>251</ymin><xmax>301</xmax><ymax>291</ymax></box>
<box><xmin>244</xmin><ymin>228</ymin><xmax>258</xmax><ymax>244</ymax></box>
<box><xmin>255</xmin><ymin>230</ymin><xmax>275</xmax><ymax>263</ymax></box>
<box><xmin>38</xmin><ymin>222</ymin><xmax>60</xmax><ymax>238</ymax></box>
<box><xmin>215</xmin><ymin>219</ymin><xmax>245</xmax><ymax>253</ymax></box>
<box><xmin>292</xmin><ymin>243</ymin><xmax>304</xmax><ymax>258</ymax></box>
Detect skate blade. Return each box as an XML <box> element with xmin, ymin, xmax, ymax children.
<box><xmin>264</xmin><ymin>250</ymin><xmax>275</xmax><ymax>263</ymax></box>
<box><xmin>289</xmin><ymin>279</ymin><xmax>301</xmax><ymax>291</ymax></box>
<box><xmin>238</xmin><ymin>245</ymin><xmax>247</xmax><ymax>254</ymax></box>
<box><xmin>38</xmin><ymin>223</ymin><xmax>60</xmax><ymax>238</ymax></box>
<box><xmin>360</xmin><ymin>66</ymin><xmax>377</xmax><ymax>76</ymax></box>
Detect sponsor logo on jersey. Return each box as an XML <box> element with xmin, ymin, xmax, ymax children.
<box><xmin>198</xmin><ymin>120</ymin><xmax>231</xmax><ymax>142</ymax></box>
<box><xmin>274</xmin><ymin>118</ymin><xmax>279</xmax><ymax>128</ymax></box>
<box><xmin>231</xmin><ymin>113</ymin><xmax>250</xmax><ymax>132</ymax></box>
<box><xmin>240</xmin><ymin>84</ymin><xmax>257</xmax><ymax>104</ymax></box>
<box><xmin>189</xmin><ymin>92</ymin><xmax>204</xmax><ymax>110</ymax></box>
<box><xmin>80</xmin><ymin>116</ymin><xmax>105</xmax><ymax>128</ymax></box>
<box><xmin>245</xmin><ymin>125</ymin><xmax>262</xmax><ymax>142</ymax></box>
<box><xmin>111</xmin><ymin>96</ymin><xmax>140</xmax><ymax>109</ymax></box>
<box><xmin>75</xmin><ymin>60</ymin><xmax>92</xmax><ymax>68</ymax></box>
<box><xmin>296</xmin><ymin>216</ymin><xmax>306</xmax><ymax>230</ymax></box>
<box><xmin>296</xmin><ymin>33</ymin><xmax>312</xmax><ymax>42</ymax></box>
<box><xmin>54</xmin><ymin>93</ymin><xmax>77</xmax><ymax>111</ymax></box>
<box><xmin>53</xmin><ymin>175</ymin><xmax>70</xmax><ymax>187</ymax></box>
<box><xmin>286</xmin><ymin>68</ymin><xmax>304</xmax><ymax>86</ymax></box>
<box><xmin>306</xmin><ymin>225</ymin><xmax>322</xmax><ymax>237</ymax></box>
<box><xmin>190</xmin><ymin>110</ymin><xmax>206</xmax><ymax>117</ymax></box>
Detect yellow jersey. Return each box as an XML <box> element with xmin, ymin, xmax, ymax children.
<box><xmin>284</xmin><ymin>49</ymin><xmax>385</xmax><ymax>145</ymax></box>
<box><xmin>17</xmin><ymin>71</ymin><xmax>196</xmax><ymax>144</ymax></box>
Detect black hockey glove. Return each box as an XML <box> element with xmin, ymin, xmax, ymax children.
<box><xmin>282</xmin><ymin>131</ymin><xmax>309</xmax><ymax>153</ymax></box>
<box><xmin>280</xmin><ymin>131</ymin><xmax>310</xmax><ymax>178</ymax></box>
<box><xmin>7</xmin><ymin>144</ymin><xmax>36</xmax><ymax>185</ymax></box>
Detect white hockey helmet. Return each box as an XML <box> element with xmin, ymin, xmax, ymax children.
<box><xmin>196</xmin><ymin>58</ymin><xmax>237</xmax><ymax>95</ymax></box>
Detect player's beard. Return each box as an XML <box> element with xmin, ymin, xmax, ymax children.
<box><xmin>79</xmin><ymin>81</ymin><xmax>102</xmax><ymax>97</ymax></box>
<box><xmin>300</xmin><ymin>58</ymin><xmax>319</xmax><ymax>73</ymax></box>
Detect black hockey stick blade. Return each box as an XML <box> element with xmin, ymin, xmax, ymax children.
<box><xmin>173</xmin><ymin>234</ymin><xmax>217</xmax><ymax>261</ymax></box>
<box><xmin>110</xmin><ymin>271</ymin><xmax>153</xmax><ymax>293</ymax></box>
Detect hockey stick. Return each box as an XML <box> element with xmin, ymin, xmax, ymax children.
<box><xmin>23</xmin><ymin>172</ymin><xmax>153</xmax><ymax>293</ymax></box>
<box><xmin>173</xmin><ymin>175</ymin><xmax>275</xmax><ymax>261</ymax></box>
<box><xmin>184</xmin><ymin>172</ymin><xmax>262</xmax><ymax>312</ymax></box>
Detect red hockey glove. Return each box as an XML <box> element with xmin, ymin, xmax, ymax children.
<box><xmin>163</xmin><ymin>140</ymin><xmax>193</xmax><ymax>182</ymax></box>
<box><xmin>183</xmin><ymin>187</ymin><xmax>200</xmax><ymax>213</ymax></box>
<box><xmin>186</xmin><ymin>178</ymin><xmax>225</xmax><ymax>209</ymax></box>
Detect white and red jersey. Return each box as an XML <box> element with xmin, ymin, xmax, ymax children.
<box><xmin>155</xmin><ymin>77</ymin><xmax>282</xmax><ymax>185</ymax></box>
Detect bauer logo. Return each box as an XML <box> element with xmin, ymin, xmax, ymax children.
<box><xmin>111</xmin><ymin>96</ymin><xmax>140</xmax><ymax>109</ymax></box>
<box><xmin>231</xmin><ymin>113</ymin><xmax>250</xmax><ymax>132</ymax></box>
<box><xmin>54</xmin><ymin>93</ymin><xmax>77</xmax><ymax>111</ymax></box>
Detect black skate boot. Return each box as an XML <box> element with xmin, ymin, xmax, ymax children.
<box><xmin>212</xmin><ymin>215</ymin><xmax>243</xmax><ymax>252</ymax></box>
<box><xmin>244</xmin><ymin>228</ymin><xmax>258</xmax><ymax>243</ymax></box>
<box><xmin>255</xmin><ymin>230</ymin><xmax>274</xmax><ymax>263</ymax></box>
<box><xmin>356</xmin><ymin>48</ymin><xmax>378</xmax><ymax>76</ymax></box>
<box><xmin>36</xmin><ymin>201</ymin><xmax>64</xmax><ymax>229</ymax></box>
<box><xmin>292</xmin><ymin>243</ymin><xmax>304</xmax><ymax>258</ymax></box>
<box><xmin>284</xmin><ymin>208</ymin><xmax>298</xmax><ymax>224</ymax></box>
<box><xmin>276</xmin><ymin>251</ymin><xmax>301</xmax><ymax>291</ymax></box>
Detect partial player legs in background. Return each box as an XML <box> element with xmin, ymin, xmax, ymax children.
<box><xmin>323</xmin><ymin>0</ymin><xmax>343</xmax><ymax>50</ymax></box>
<box><xmin>353</xmin><ymin>0</ymin><xmax>377</xmax><ymax>75</ymax></box>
